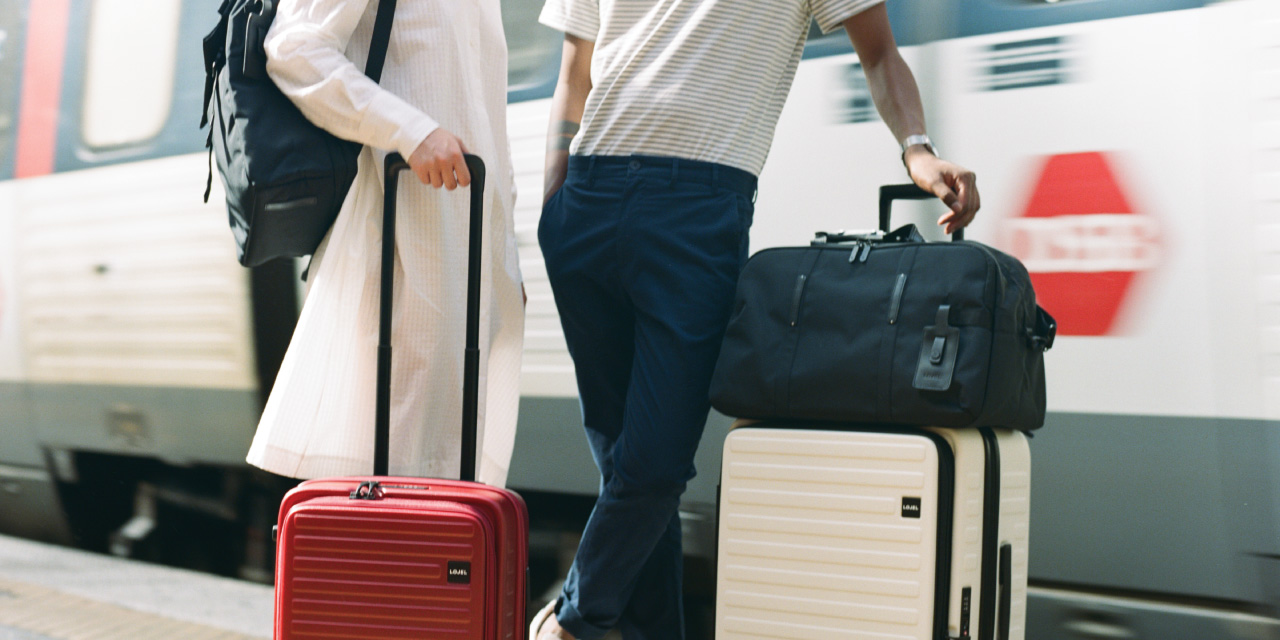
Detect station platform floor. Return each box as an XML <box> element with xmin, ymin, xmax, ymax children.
<box><xmin>0</xmin><ymin>534</ymin><xmax>272</xmax><ymax>639</ymax></box>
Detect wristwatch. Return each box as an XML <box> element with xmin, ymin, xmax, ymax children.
<box><xmin>900</xmin><ymin>134</ymin><xmax>938</xmax><ymax>167</ymax></box>
<box><xmin>901</xmin><ymin>134</ymin><xmax>937</xmax><ymax>155</ymax></box>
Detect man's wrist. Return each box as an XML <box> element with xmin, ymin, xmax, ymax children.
<box><xmin>903</xmin><ymin>144</ymin><xmax>937</xmax><ymax>160</ymax></box>
<box><xmin>901</xmin><ymin>135</ymin><xmax>938</xmax><ymax>170</ymax></box>
<box><xmin>900</xmin><ymin>134</ymin><xmax>935</xmax><ymax>154</ymax></box>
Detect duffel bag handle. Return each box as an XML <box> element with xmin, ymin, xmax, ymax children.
<box><xmin>879</xmin><ymin>184</ymin><xmax>964</xmax><ymax>242</ymax></box>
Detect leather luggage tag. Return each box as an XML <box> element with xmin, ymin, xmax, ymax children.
<box><xmin>914</xmin><ymin>305</ymin><xmax>959</xmax><ymax>391</ymax></box>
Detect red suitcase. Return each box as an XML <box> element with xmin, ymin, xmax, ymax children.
<box><xmin>272</xmin><ymin>154</ymin><xmax>529</xmax><ymax>640</ymax></box>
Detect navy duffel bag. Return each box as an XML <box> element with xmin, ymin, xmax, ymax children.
<box><xmin>710</xmin><ymin>185</ymin><xmax>1056</xmax><ymax>431</ymax></box>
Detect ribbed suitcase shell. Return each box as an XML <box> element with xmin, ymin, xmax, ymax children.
<box><xmin>275</xmin><ymin>477</ymin><xmax>528</xmax><ymax>640</ymax></box>
<box><xmin>276</xmin><ymin>496</ymin><xmax>492</xmax><ymax>639</ymax></box>
<box><xmin>715</xmin><ymin>425</ymin><xmax>1029</xmax><ymax>640</ymax></box>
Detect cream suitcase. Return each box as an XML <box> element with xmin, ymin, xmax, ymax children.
<box><xmin>715</xmin><ymin>424</ymin><xmax>1030</xmax><ymax>640</ymax></box>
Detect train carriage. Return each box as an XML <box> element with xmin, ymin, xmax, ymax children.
<box><xmin>1</xmin><ymin>0</ymin><xmax>1279</xmax><ymax>637</ymax></box>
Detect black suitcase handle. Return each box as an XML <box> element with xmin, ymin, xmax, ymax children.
<box><xmin>377</xmin><ymin>153</ymin><xmax>486</xmax><ymax>481</ymax></box>
<box><xmin>878</xmin><ymin>184</ymin><xmax>964</xmax><ymax>242</ymax></box>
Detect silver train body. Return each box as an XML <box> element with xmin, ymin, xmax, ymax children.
<box><xmin>1</xmin><ymin>0</ymin><xmax>1278</xmax><ymax>637</ymax></box>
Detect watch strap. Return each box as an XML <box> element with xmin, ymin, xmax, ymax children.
<box><xmin>901</xmin><ymin>134</ymin><xmax>936</xmax><ymax>154</ymax></box>
<box><xmin>901</xmin><ymin>134</ymin><xmax>938</xmax><ymax>170</ymax></box>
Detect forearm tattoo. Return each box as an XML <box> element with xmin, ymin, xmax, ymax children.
<box><xmin>549</xmin><ymin>120</ymin><xmax>580</xmax><ymax>152</ymax></box>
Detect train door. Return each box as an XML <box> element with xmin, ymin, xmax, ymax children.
<box><xmin>932</xmin><ymin>0</ymin><xmax>1280</xmax><ymax>636</ymax></box>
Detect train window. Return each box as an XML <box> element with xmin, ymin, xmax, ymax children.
<box><xmin>501</xmin><ymin>0</ymin><xmax>560</xmax><ymax>91</ymax></box>
<box><xmin>960</xmin><ymin>0</ymin><xmax>1206</xmax><ymax>39</ymax></box>
<box><xmin>80</xmin><ymin>0</ymin><xmax>180</xmax><ymax>150</ymax></box>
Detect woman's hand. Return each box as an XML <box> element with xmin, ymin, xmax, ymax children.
<box><xmin>409</xmin><ymin>128</ymin><xmax>471</xmax><ymax>190</ymax></box>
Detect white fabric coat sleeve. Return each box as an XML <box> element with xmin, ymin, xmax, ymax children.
<box><xmin>265</xmin><ymin>0</ymin><xmax>439</xmax><ymax>160</ymax></box>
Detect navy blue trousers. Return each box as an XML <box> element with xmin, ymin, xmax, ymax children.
<box><xmin>539</xmin><ymin>155</ymin><xmax>756</xmax><ymax>640</ymax></box>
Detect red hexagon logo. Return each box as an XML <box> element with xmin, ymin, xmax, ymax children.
<box><xmin>1000</xmin><ymin>152</ymin><xmax>1161</xmax><ymax>336</ymax></box>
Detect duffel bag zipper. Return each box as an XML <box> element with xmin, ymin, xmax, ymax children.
<box><xmin>847</xmin><ymin>241</ymin><xmax>873</xmax><ymax>263</ymax></box>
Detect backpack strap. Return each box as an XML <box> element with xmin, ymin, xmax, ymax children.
<box><xmin>201</xmin><ymin>0</ymin><xmax>232</xmax><ymax>129</ymax></box>
<box><xmin>364</xmin><ymin>0</ymin><xmax>397</xmax><ymax>83</ymax></box>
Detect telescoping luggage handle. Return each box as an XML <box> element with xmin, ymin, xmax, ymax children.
<box><xmin>879</xmin><ymin>184</ymin><xmax>964</xmax><ymax>242</ymax></box>
<box><xmin>375</xmin><ymin>153</ymin><xmax>486</xmax><ymax>481</ymax></box>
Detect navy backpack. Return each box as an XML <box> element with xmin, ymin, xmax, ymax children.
<box><xmin>201</xmin><ymin>0</ymin><xmax>395</xmax><ymax>267</ymax></box>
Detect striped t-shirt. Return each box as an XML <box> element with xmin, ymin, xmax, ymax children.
<box><xmin>539</xmin><ymin>0</ymin><xmax>885</xmax><ymax>176</ymax></box>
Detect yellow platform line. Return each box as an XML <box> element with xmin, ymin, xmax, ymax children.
<box><xmin>0</xmin><ymin>578</ymin><xmax>268</xmax><ymax>640</ymax></box>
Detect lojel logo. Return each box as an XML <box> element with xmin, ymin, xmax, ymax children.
<box><xmin>901</xmin><ymin>497</ymin><xmax>922</xmax><ymax>518</ymax></box>
<box><xmin>447</xmin><ymin>560</ymin><xmax>472</xmax><ymax>584</ymax></box>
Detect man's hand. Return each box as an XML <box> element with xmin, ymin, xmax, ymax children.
<box><xmin>409</xmin><ymin>128</ymin><xmax>471</xmax><ymax>190</ymax></box>
<box><xmin>905</xmin><ymin>147</ymin><xmax>980</xmax><ymax>235</ymax></box>
<box><xmin>545</xmin><ymin>35</ymin><xmax>593</xmax><ymax>204</ymax></box>
<box><xmin>841</xmin><ymin>5</ymin><xmax>980</xmax><ymax>235</ymax></box>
